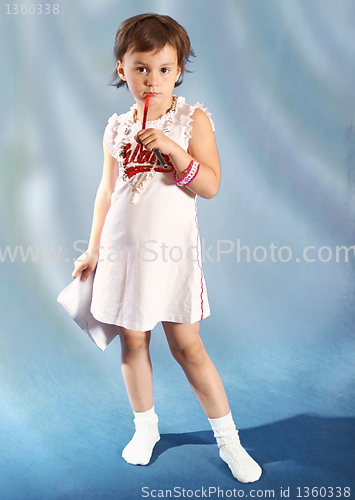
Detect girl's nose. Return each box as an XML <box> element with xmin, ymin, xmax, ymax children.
<box><xmin>146</xmin><ymin>71</ymin><xmax>158</xmax><ymax>88</ymax></box>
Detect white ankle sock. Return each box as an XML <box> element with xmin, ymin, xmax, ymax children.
<box><xmin>208</xmin><ymin>412</ymin><xmax>262</xmax><ymax>483</ymax></box>
<box><xmin>122</xmin><ymin>407</ymin><xmax>160</xmax><ymax>466</ymax></box>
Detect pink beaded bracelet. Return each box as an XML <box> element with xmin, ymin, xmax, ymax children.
<box><xmin>174</xmin><ymin>159</ymin><xmax>200</xmax><ymax>187</ymax></box>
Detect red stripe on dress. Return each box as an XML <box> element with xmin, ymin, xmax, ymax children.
<box><xmin>194</xmin><ymin>198</ymin><xmax>204</xmax><ymax>319</ymax></box>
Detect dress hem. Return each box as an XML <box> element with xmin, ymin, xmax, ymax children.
<box><xmin>90</xmin><ymin>309</ymin><xmax>211</xmax><ymax>332</ymax></box>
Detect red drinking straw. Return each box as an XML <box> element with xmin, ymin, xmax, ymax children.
<box><xmin>139</xmin><ymin>95</ymin><xmax>150</xmax><ymax>153</ymax></box>
<box><xmin>142</xmin><ymin>95</ymin><xmax>150</xmax><ymax>129</ymax></box>
<box><xmin>141</xmin><ymin>94</ymin><xmax>168</xmax><ymax>169</ymax></box>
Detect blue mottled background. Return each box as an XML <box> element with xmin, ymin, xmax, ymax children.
<box><xmin>1</xmin><ymin>0</ymin><xmax>355</xmax><ymax>498</ymax></box>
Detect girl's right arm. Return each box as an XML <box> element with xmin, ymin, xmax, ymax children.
<box><xmin>72</xmin><ymin>137</ymin><xmax>119</xmax><ymax>281</ymax></box>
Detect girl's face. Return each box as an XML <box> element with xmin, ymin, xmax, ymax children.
<box><xmin>116</xmin><ymin>44</ymin><xmax>181</xmax><ymax>116</ymax></box>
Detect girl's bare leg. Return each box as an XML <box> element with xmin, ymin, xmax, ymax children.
<box><xmin>119</xmin><ymin>327</ymin><xmax>160</xmax><ymax>465</ymax></box>
<box><xmin>119</xmin><ymin>327</ymin><xmax>153</xmax><ymax>412</ymax></box>
<box><xmin>162</xmin><ymin>321</ymin><xmax>262</xmax><ymax>483</ymax></box>
<box><xmin>162</xmin><ymin>320</ymin><xmax>229</xmax><ymax>418</ymax></box>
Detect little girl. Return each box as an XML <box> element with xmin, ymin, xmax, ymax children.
<box><xmin>72</xmin><ymin>13</ymin><xmax>261</xmax><ymax>484</ymax></box>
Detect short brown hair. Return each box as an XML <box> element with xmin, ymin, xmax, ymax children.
<box><xmin>110</xmin><ymin>13</ymin><xmax>195</xmax><ymax>89</ymax></box>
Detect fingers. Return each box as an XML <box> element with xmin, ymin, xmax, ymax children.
<box><xmin>136</xmin><ymin>128</ymin><xmax>155</xmax><ymax>140</ymax></box>
<box><xmin>135</xmin><ymin>131</ymin><xmax>149</xmax><ymax>148</ymax></box>
<box><xmin>71</xmin><ymin>251</ymin><xmax>97</xmax><ymax>282</ymax></box>
<box><xmin>80</xmin><ymin>266</ymin><xmax>93</xmax><ymax>282</ymax></box>
<box><xmin>72</xmin><ymin>263</ymin><xmax>96</xmax><ymax>282</ymax></box>
<box><xmin>135</xmin><ymin>129</ymin><xmax>161</xmax><ymax>151</ymax></box>
<box><xmin>71</xmin><ymin>263</ymin><xmax>87</xmax><ymax>279</ymax></box>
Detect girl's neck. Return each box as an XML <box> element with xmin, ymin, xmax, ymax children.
<box><xmin>134</xmin><ymin>95</ymin><xmax>177</xmax><ymax>122</ymax></box>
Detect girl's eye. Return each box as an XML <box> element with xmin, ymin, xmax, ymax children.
<box><xmin>137</xmin><ymin>67</ymin><xmax>147</xmax><ymax>74</ymax></box>
<box><xmin>161</xmin><ymin>67</ymin><xmax>170</xmax><ymax>74</ymax></box>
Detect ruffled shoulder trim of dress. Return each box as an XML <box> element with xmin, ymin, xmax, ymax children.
<box><xmin>104</xmin><ymin>112</ymin><xmax>129</xmax><ymax>159</ymax></box>
<box><xmin>176</xmin><ymin>101</ymin><xmax>215</xmax><ymax>145</ymax></box>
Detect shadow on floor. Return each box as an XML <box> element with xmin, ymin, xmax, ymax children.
<box><xmin>150</xmin><ymin>414</ymin><xmax>355</xmax><ymax>481</ymax></box>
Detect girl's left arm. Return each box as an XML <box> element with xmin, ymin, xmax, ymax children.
<box><xmin>170</xmin><ymin>108</ymin><xmax>221</xmax><ymax>199</ymax></box>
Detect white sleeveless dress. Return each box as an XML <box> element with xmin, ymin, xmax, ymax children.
<box><xmin>90</xmin><ymin>96</ymin><xmax>213</xmax><ymax>331</ymax></box>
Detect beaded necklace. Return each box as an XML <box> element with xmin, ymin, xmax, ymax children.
<box><xmin>118</xmin><ymin>95</ymin><xmax>178</xmax><ymax>203</ymax></box>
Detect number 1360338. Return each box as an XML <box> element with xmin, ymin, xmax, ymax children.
<box><xmin>296</xmin><ymin>486</ymin><xmax>351</xmax><ymax>498</ymax></box>
<box><xmin>6</xmin><ymin>4</ymin><xmax>59</xmax><ymax>14</ymax></box>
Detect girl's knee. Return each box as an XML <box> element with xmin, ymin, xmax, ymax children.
<box><xmin>170</xmin><ymin>339</ymin><xmax>207</xmax><ymax>366</ymax></box>
<box><xmin>119</xmin><ymin>328</ymin><xmax>150</xmax><ymax>351</ymax></box>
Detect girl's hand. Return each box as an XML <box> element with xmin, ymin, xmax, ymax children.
<box><xmin>135</xmin><ymin>128</ymin><xmax>178</xmax><ymax>156</ymax></box>
<box><xmin>72</xmin><ymin>250</ymin><xmax>98</xmax><ymax>282</ymax></box>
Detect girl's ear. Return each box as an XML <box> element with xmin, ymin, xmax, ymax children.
<box><xmin>176</xmin><ymin>67</ymin><xmax>182</xmax><ymax>83</ymax></box>
<box><xmin>116</xmin><ymin>61</ymin><xmax>126</xmax><ymax>81</ymax></box>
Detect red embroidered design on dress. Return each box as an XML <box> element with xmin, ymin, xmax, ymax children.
<box><xmin>122</xmin><ymin>143</ymin><xmax>174</xmax><ymax>178</ymax></box>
